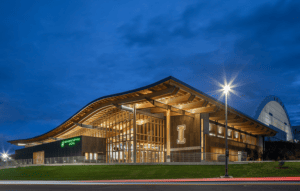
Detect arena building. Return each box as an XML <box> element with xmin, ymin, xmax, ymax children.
<box><xmin>254</xmin><ymin>95</ymin><xmax>294</xmax><ymax>142</ymax></box>
<box><xmin>8</xmin><ymin>76</ymin><xmax>277</xmax><ymax>164</ymax></box>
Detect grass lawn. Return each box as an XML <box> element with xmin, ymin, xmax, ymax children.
<box><xmin>0</xmin><ymin>162</ymin><xmax>300</xmax><ymax>180</ymax></box>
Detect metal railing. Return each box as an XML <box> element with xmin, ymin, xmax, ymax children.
<box><xmin>0</xmin><ymin>155</ymin><xmax>106</xmax><ymax>167</ymax></box>
<box><xmin>0</xmin><ymin>152</ymin><xmax>248</xmax><ymax>168</ymax></box>
<box><xmin>168</xmin><ymin>152</ymin><xmax>248</xmax><ymax>162</ymax></box>
<box><xmin>44</xmin><ymin>156</ymin><xmax>105</xmax><ymax>164</ymax></box>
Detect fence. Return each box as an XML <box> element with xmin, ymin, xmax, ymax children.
<box><xmin>0</xmin><ymin>155</ymin><xmax>106</xmax><ymax>167</ymax></box>
<box><xmin>0</xmin><ymin>152</ymin><xmax>248</xmax><ymax>168</ymax></box>
<box><xmin>169</xmin><ymin>152</ymin><xmax>247</xmax><ymax>162</ymax></box>
<box><xmin>44</xmin><ymin>155</ymin><xmax>106</xmax><ymax>164</ymax></box>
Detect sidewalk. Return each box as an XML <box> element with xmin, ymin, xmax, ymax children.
<box><xmin>0</xmin><ymin>177</ymin><xmax>300</xmax><ymax>185</ymax></box>
<box><xmin>78</xmin><ymin>176</ymin><xmax>300</xmax><ymax>182</ymax></box>
<box><xmin>1</xmin><ymin>160</ymin><xmax>299</xmax><ymax>170</ymax></box>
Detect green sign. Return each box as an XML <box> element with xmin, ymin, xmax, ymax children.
<box><xmin>60</xmin><ymin>137</ymin><xmax>81</xmax><ymax>148</ymax></box>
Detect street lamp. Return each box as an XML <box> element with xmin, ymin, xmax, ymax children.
<box><xmin>1</xmin><ymin>153</ymin><xmax>8</xmax><ymax>161</ymax></box>
<box><xmin>223</xmin><ymin>85</ymin><xmax>231</xmax><ymax>178</ymax></box>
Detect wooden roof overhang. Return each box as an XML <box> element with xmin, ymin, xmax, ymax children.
<box><xmin>8</xmin><ymin>76</ymin><xmax>277</xmax><ymax>146</ymax></box>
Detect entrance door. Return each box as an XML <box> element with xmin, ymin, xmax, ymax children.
<box><xmin>33</xmin><ymin>151</ymin><xmax>44</xmax><ymax>164</ymax></box>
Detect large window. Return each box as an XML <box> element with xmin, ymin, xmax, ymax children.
<box><xmin>91</xmin><ymin>109</ymin><xmax>165</xmax><ymax>163</ymax></box>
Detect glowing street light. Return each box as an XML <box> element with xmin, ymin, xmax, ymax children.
<box><xmin>1</xmin><ymin>153</ymin><xmax>8</xmax><ymax>162</ymax></box>
<box><xmin>223</xmin><ymin>85</ymin><xmax>231</xmax><ymax>94</ymax></box>
<box><xmin>2</xmin><ymin>153</ymin><xmax>8</xmax><ymax>159</ymax></box>
<box><xmin>223</xmin><ymin>84</ymin><xmax>231</xmax><ymax>178</ymax></box>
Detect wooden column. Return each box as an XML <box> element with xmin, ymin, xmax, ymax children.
<box><xmin>133</xmin><ymin>104</ymin><xmax>137</xmax><ymax>163</ymax></box>
<box><xmin>201</xmin><ymin>113</ymin><xmax>209</xmax><ymax>161</ymax></box>
<box><xmin>166</xmin><ymin>109</ymin><xmax>171</xmax><ymax>162</ymax></box>
<box><xmin>195</xmin><ymin>114</ymin><xmax>201</xmax><ymax>161</ymax></box>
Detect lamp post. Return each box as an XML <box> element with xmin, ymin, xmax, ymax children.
<box><xmin>223</xmin><ymin>85</ymin><xmax>231</xmax><ymax>178</ymax></box>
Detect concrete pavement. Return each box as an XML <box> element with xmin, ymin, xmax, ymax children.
<box><xmin>0</xmin><ymin>184</ymin><xmax>300</xmax><ymax>191</ymax></box>
<box><xmin>0</xmin><ymin>177</ymin><xmax>300</xmax><ymax>185</ymax></box>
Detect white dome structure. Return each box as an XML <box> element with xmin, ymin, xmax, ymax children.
<box><xmin>254</xmin><ymin>96</ymin><xmax>293</xmax><ymax>142</ymax></box>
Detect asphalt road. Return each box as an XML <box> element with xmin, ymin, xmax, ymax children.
<box><xmin>0</xmin><ymin>184</ymin><xmax>300</xmax><ymax>191</ymax></box>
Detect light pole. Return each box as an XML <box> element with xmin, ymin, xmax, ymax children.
<box><xmin>223</xmin><ymin>85</ymin><xmax>231</xmax><ymax>178</ymax></box>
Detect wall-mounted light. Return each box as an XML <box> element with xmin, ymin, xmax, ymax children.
<box><xmin>235</xmin><ymin>132</ymin><xmax>239</xmax><ymax>138</ymax></box>
<box><xmin>218</xmin><ymin>126</ymin><xmax>223</xmax><ymax>134</ymax></box>
<box><xmin>228</xmin><ymin>129</ymin><xmax>232</xmax><ymax>136</ymax></box>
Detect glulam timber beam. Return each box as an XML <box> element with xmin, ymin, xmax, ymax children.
<box><xmin>176</xmin><ymin>100</ymin><xmax>206</xmax><ymax>110</ymax></box>
<box><xmin>217</xmin><ymin>118</ymin><xmax>245</xmax><ymax>124</ymax></box>
<box><xmin>189</xmin><ymin>106</ymin><xmax>219</xmax><ymax>114</ymax></box>
<box><xmin>226</xmin><ymin>121</ymin><xmax>253</xmax><ymax>127</ymax></box>
<box><xmin>36</xmin><ymin>86</ymin><xmax>178</xmax><ymax>142</ymax></box>
<box><xmin>166</xmin><ymin>94</ymin><xmax>195</xmax><ymax>105</ymax></box>
<box><xmin>210</xmin><ymin>115</ymin><xmax>237</xmax><ymax>121</ymax></box>
<box><xmin>50</xmin><ymin>137</ymin><xmax>63</xmax><ymax>141</ymax></box>
<box><xmin>109</xmin><ymin>86</ymin><xmax>179</xmax><ymax>106</ymax></box>
<box><xmin>88</xmin><ymin>108</ymin><xmax>119</xmax><ymax>126</ymax></box>
<box><xmin>234</xmin><ymin>126</ymin><xmax>261</xmax><ymax>130</ymax></box>
<box><xmin>145</xmin><ymin>97</ymin><xmax>170</xmax><ymax>110</ymax></box>
<box><xmin>235</xmin><ymin>128</ymin><xmax>270</xmax><ymax>135</ymax></box>
<box><xmin>136</xmin><ymin>102</ymin><xmax>155</xmax><ymax>109</ymax></box>
<box><xmin>233</xmin><ymin>124</ymin><xmax>258</xmax><ymax>129</ymax></box>
<box><xmin>246</xmin><ymin>131</ymin><xmax>270</xmax><ymax>135</ymax></box>
<box><xmin>151</xmin><ymin>108</ymin><xmax>167</xmax><ymax>113</ymax></box>
<box><xmin>145</xmin><ymin>97</ymin><xmax>194</xmax><ymax>117</ymax></box>
<box><xmin>74</xmin><ymin>123</ymin><xmax>120</xmax><ymax>133</ymax></box>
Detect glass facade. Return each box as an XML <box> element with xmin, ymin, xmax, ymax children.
<box><xmin>89</xmin><ymin>110</ymin><xmax>165</xmax><ymax>163</ymax></box>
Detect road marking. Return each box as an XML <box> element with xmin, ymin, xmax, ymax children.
<box><xmin>0</xmin><ymin>181</ymin><xmax>300</xmax><ymax>185</ymax></box>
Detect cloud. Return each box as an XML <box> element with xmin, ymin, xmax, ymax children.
<box><xmin>292</xmin><ymin>75</ymin><xmax>300</xmax><ymax>87</ymax></box>
<box><xmin>117</xmin><ymin>3</ymin><xmax>208</xmax><ymax>47</ymax></box>
<box><xmin>205</xmin><ymin>0</ymin><xmax>300</xmax><ymax>69</ymax></box>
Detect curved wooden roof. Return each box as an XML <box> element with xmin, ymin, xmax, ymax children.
<box><xmin>8</xmin><ymin>76</ymin><xmax>277</xmax><ymax>146</ymax></box>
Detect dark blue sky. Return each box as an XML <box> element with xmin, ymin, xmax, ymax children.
<box><xmin>1</xmin><ymin>0</ymin><xmax>299</xmax><ymax>154</ymax></box>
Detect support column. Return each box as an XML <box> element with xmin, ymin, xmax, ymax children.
<box><xmin>166</xmin><ymin>109</ymin><xmax>171</xmax><ymax>162</ymax></box>
<box><xmin>263</xmin><ymin>135</ymin><xmax>265</xmax><ymax>161</ymax></box>
<box><xmin>258</xmin><ymin>136</ymin><xmax>263</xmax><ymax>161</ymax></box>
<box><xmin>133</xmin><ymin>104</ymin><xmax>137</xmax><ymax>163</ymax></box>
<box><xmin>201</xmin><ymin>113</ymin><xmax>209</xmax><ymax>161</ymax></box>
<box><xmin>194</xmin><ymin>114</ymin><xmax>201</xmax><ymax>161</ymax></box>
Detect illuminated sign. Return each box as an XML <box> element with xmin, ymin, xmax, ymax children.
<box><xmin>60</xmin><ymin>137</ymin><xmax>81</xmax><ymax>148</ymax></box>
<box><xmin>177</xmin><ymin>124</ymin><xmax>186</xmax><ymax>144</ymax></box>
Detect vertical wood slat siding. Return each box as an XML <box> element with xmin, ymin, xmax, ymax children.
<box><xmin>170</xmin><ymin>115</ymin><xmax>200</xmax><ymax>150</ymax></box>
